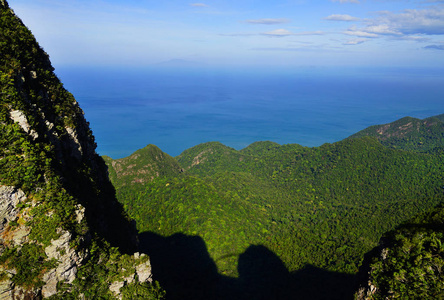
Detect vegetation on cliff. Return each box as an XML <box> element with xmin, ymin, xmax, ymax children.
<box><xmin>0</xmin><ymin>1</ymin><xmax>163</xmax><ymax>298</ymax></box>
<box><xmin>356</xmin><ymin>203</ymin><xmax>444</xmax><ymax>299</ymax></box>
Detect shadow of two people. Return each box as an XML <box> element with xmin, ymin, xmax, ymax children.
<box><xmin>139</xmin><ymin>232</ymin><xmax>356</xmax><ymax>300</ymax></box>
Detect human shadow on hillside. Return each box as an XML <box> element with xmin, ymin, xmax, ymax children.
<box><xmin>139</xmin><ymin>232</ymin><xmax>356</xmax><ymax>300</ymax></box>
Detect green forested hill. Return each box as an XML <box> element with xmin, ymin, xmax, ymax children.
<box><xmin>429</xmin><ymin>113</ymin><xmax>444</xmax><ymax>122</ymax></box>
<box><xmin>104</xmin><ymin>144</ymin><xmax>182</xmax><ymax>189</ymax></box>
<box><xmin>105</xmin><ymin>126</ymin><xmax>444</xmax><ymax>299</ymax></box>
<box><xmin>238</xmin><ymin>141</ymin><xmax>281</xmax><ymax>156</ymax></box>
<box><xmin>349</xmin><ymin>114</ymin><xmax>444</xmax><ymax>152</ymax></box>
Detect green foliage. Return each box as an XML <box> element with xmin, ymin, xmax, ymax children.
<box><xmin>105</xmin><ymin>144</ymin><xmax>182</xmax><ymax>189</ymax></box>
<box><xmin>349</xmin><ymin>115</ymin><xmax>444</xmax><ymax>152</ymax></box>
<box><xmin>117</xmin><ymin>174</ymin><xmax>268</xmax><ymax>276</ymax></box>
<box><xmin>239</xmin><ymin>140</ymin><xmax>284</xmax><ymax>156</ymax></box>
<box><xmin>0</xmin><ymin>243</ymin><xmax>56</xmax><ymax>289</ymax></box>
<box><xmin>109</xmin><ymin>135</ymin><xmax>444</xmax><ymax>278</ymax></box>
<box><xmin>121</xmin><ymin>281</ymin><xmax>166</xmax><ymax>300</ymax></box>
<box><xmin>365</xmin><ymin>204</ymin><xmax>444</xmax><ymax>299</ymax></box>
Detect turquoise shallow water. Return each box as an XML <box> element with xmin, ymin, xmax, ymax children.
<box><xmin>55</xmin><ymin>66</ymin><xmax>444</xmax><ymax>158</ymax></box>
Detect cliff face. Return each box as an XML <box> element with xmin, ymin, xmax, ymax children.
<box><xmin>0</xmin><ymin>1</ymin><xmax>161</xmax><ymax>298</ymax></box>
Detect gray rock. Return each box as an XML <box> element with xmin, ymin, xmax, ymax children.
<box><xmin>75</xmin><ymin>204</ymin><xmax>85</xmax><ymax>224</ymax></box>
<box><xmin>0</xmin><ymin>271</ymin><xmax>13</xmax><ymax>300</ymax></box>
<box><xmin>109</xmin><ymin>280</ymin><xmax>125</xmax><ymax>299</ymax></box>
<box><xmin>9</xmin><ymin>110</ymin><xmax>38</xmax><ymax>139</ymax></box>
<box><xmin>108</xmin><ymin>253</ymin><xmax>153</xmax><ymax>299</ymax></box>
<box><xmin>66</xmin><ymin>127</ymin><xmax>83</xmax><ymax>160</ymax></box>
<box><xmin>11</xmin><ymin>226</ymin><xmax>30</xmax><ymax>245</ymax></box>
<box><xmin>0</xmin><ymin>186</ymin><xmax>26</xmax><ymax>233</ymax></box>
<box><xmin>136</xmin><ymin>256</ymin><xmax>152</xmax><ymax>283</ymax></box>
<box><xmin>42</xmin><ymin>230</ymin><xmax>86</xmax><ymax>298</ymax></box>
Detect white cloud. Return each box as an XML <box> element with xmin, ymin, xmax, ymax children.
<box><xmin>245</xmin><ymin>18</ymin><xmax>290</xmax><ymax>25</ymax></box>
<box><xmin>364</xmin><ymin>24</ymin><xmax>402</xmax><ymax>35</ymax></box>
<box><xmin>387</xmin><ymin>7</ymin><xmax>444</xmax><ymax>35</ymax></box>
<box><xmin>354</xmin><ymin>7</ymin><xmax>444</xmax><ymax>37</ymax></box>
<box><xmin>324</xmin><ymin>14</ymin><xmax>360</xmax><ymax>22</ymax></box>
<box><xmin>344</xmin><ymin>27</ymin><xmax>379</xmax><ymax>37</ymax></box>
<box><xmin>262</xmin><ymin>29</ymin><xmax>294</xmax><ymax>37</ymax></box>
<box><xmin>342</xmin><ymin>5</ymin><xmax>444</xmax><ymax>45</ymax></box>
<box><xmin>331</xmin><ymin>0</ymin><xmax>360</xmax><ymax>3</ymax></box>
<box><xmin>190</xmin><ymin>3</ymin><xmax>209</xmax><ymax>7</ymax></box>
<box><xmin>261</xmin><ymin>29</ymin><xmax>325</xmax><ymax>37</ymax></box>
<box><xmin>343</xmin><ymin>38</ymin><xmax>367</xmax><ymax>45</ymax></box>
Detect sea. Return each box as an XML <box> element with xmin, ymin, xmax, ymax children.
<box><xmin>55</xmin><ymin>66</ymin><xmax>444</xmax><ymax>159</ymax></box>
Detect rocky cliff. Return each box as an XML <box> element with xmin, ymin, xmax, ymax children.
<box><xmin>0</xmin><ymin>1</ymin><xmax>162</xmax><ymax>298</ymax></box>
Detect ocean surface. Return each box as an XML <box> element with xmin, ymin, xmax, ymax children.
<box><xmin>55</xmin><ymin>66</ymin><xmax>444</xmax><ymax>158</ymax></box>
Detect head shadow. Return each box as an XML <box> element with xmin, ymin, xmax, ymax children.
<box><xmin>139</xmin><ymin>232</ymin><xmax>358</xmax><ymax>300</ymax></box>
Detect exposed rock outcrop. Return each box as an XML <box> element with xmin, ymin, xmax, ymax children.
<box><xmin>9</xmin><ymin>110</ymin><xmax>38</xmax><ymax>139</ymax></box>
<box><xmin>42</xmin><ymin>229</ymin><xmax>86</xmax><ymax>297</ymax></box>
<box><xmin>0</xmin><ymin>186</ymin><xmax>26</xmax><ymax>235</ymax></box>
<box><xmin>109</xmin><ymin>253</ymin><xmax>153</xmax><ymax>299</ymax></box>
<box><xmin>0</xmin><ymin>186</ymin><xmax>37</xmax><ymax>300</ymax></box>
<box><xmin>0</xmin><ymin>186</ymin><xmax>31</xmax><ymax>250</ymax></box>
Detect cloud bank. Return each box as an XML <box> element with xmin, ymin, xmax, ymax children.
<box><xmin>346</xmin><ymin>6</ymin><xmax>444</xmax><ymax>39</ymax></box>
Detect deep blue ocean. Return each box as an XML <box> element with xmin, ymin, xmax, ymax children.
<box><xmin>55</xmin><ymin>66</ymin><xmax>444</xmax><ymax>158</ymax></box>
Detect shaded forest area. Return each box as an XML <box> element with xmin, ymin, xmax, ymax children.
<box><xmin>139</xmin><ymin>232</ymin><xmax>355</xmax><ymax>300</ymax></box>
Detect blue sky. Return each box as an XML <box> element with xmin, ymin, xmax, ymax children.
<box><xmin>8</xmin><ymin>0</ymin><xmax>444</xmax><ymax>68</ymax></box>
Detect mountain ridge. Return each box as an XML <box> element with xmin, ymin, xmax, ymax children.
<box><xmin>348</xmin><ymin>114</ymin><xmax>444</xmax><ymax>152</ymax></box>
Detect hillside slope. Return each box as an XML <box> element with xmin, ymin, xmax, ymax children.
<box><xmin>0</xmin><ymin>2</ymin><xmax>163</xmax><ymax>298</ymax></box>
<box><xmin>348</xmin><ymin>114</ymin><xmax>444</xmax><ymax>152</ymax></box>
<box><xmin>104</xmin><ymin>144</ymin><xmax>182</xmax><ymax>189</ymax></box>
